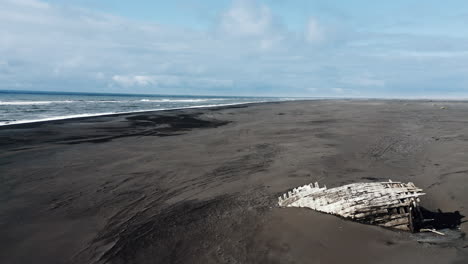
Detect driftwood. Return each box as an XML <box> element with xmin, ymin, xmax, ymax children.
<box><xmin>278</xmin><ymin>180</ymin><xmax>426</xmax><ymax>232</ymax></box>
<box><xmin>420</xmin><ymin>228</ymin><xmax>445</xmax><ymax>236</ymax></box>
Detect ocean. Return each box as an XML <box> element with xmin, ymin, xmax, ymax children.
<box><xmin>0</xmin><ymin>91</ymin><xmax>295</xmax><ymax>126</ymax></box>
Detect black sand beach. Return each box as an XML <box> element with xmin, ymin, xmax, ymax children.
<box><xmin>1</xmin><ymin>100</ymin><xmax>468</xmax><ymax>264</ymax></box>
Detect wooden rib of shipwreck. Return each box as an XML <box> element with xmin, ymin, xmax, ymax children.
<box><xmin>278</xmin><ymin>180</ymin><xmax>426</xmax><ymax>232</ymax></box>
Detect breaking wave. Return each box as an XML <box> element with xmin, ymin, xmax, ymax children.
<box><xmin>0</xmin><ymin>91</ymin><xmax>298</xmax><ymax>127</ymax></box>
<box><xmin>0</xmin><ymin>102</ymin><xmax>263</xmax><ymax>126</ymax></box>
<box><xmin>0</xmin><ymin>100</ymin><xmax>74</xmax><ymax>105</ymax></box>
<box><xmin>139</xmin><ymin>98</ymin><xmax>227</xmax><ymax>103</ymax></box>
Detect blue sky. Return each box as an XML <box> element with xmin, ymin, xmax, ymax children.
<box><xmin>1</xmin><ymin>0</ymin><xmax>468</xmax><ymax>97</ymax></box>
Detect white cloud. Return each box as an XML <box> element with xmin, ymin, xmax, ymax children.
<box><xmin>305</xmin><ymin>18</ymin><xmax>325</xmax><ymax>44</ymax></box>
<box><xmin>4</xmin><ymin>0</ymin><xmax>49</xmax><ymax>9</ymax></box>
<box><xmin>218</xmin><ymin>0</ymin><xmax>286</xmax><ymax>51</ymax></box>
<box><xmin>341</xmin><ymin>75</ymin><xmax>386</xmax><ymax>88</ymax></box>
<box><xmin>112</xmin><ymin>75</ymin><xmax>233</xmax><ymax>89</ymax></box>
<box><xmin>220</xmin><ymin>0</ymin><xmax>274</xmax><ymax>37</ymax></box>
<box><xmin>112</xmin><ymin>75</ymin><xmax>158</xmax><ymax>87</ymax></box>
<box><xmin>332</xmin><ymin>87</ymin><xmax>344</xmax><ymax>93</ymax></box>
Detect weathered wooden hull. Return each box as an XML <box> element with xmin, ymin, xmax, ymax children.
<box><xmin>278</xmin><ymin>181</ymin><xmax>425</xmax><ymax>232</ymax></box>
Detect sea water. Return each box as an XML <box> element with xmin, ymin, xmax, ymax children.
<box><xmin>0</xmin><ymin>91</ymin><xmax>296</xmax><ymax>126</ymax></box>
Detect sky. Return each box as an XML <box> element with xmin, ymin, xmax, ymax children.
<box><xmin>1</xmin><ymin>0</ymin><xmax>468</xmax><ymax>97</ymax></box>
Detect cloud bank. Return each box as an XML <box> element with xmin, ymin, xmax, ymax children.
<box><xmin>1</xmin><ymin>0</ymin><xmax>468</xmax><ymax>97</ymax></box>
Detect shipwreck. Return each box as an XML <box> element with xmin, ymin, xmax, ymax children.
<box><xmin>278</xmin><ymin>180</ymin><xmax>428</xmax><ymax>232</ymax></box>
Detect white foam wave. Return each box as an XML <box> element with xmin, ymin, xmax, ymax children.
<box><xmin>0</xmin><ymin>98</ymin><xmax>235</xmax><ymax>105</ymax></box>
<box><xmin>0</xmin><ymin>113</ymin><xmax>116</xmax><ymax>126</ymax></box>
<box><xmin>0</xmin><ymin>102</ymin><xmax>265</xmax><ymax>126</ymax></box>
<box><xmin>85</xmin><ymin>100</ymin><xmax>122</xmax><ymax>103</ymax></box>
<box><xmin>140</xmin><ymin>98</ymin><xmax>227</xmax><ymax>103</ymax></box>
<box><xmin>0</xmin><ymin>100</ymin><xmax>74</xmax><ymax>105</ymax></box>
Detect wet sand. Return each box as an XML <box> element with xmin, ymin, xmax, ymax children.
<box><xmin>1</xmin><ymin>100</ymin><xmax>467</xmax><ymax>264</ymax></box>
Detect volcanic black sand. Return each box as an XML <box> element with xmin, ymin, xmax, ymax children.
<box><xmin>1</xmin><ymin>100</ymin><xmax>468</xmax><ymax>264</ymax></box>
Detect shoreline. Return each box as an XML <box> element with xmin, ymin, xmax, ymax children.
<box><xmin>2</xmin><ymin>98</ymin><xmax>466</xmax><ymax>128</ymax></box>
<box><xmin>0</xmin><ymin>100</ymin><xmax>274</xmax><ymax>128</ymax></box>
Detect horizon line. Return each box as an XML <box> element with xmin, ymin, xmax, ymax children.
<box><xmin>2</xmin><ymin>89</ymin><xmax>468</xmax><ymax>101</ymax></box>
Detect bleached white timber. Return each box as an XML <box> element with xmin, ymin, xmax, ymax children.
<box><xmin>278</xmin><ymin>180</ymin><xmax>425</xmax><ymax>232</ymax></box>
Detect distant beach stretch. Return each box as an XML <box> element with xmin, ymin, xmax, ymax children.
<box><xmin>1</xmin><ymin>100</ymin><xmax>467</xmax><ymax>264</ymax></box>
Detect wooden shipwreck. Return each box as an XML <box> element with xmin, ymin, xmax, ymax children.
<box><xmin>278</xmin><ymin>180</ymin><xmax>426</xmax><ymax>232</ymax></box>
